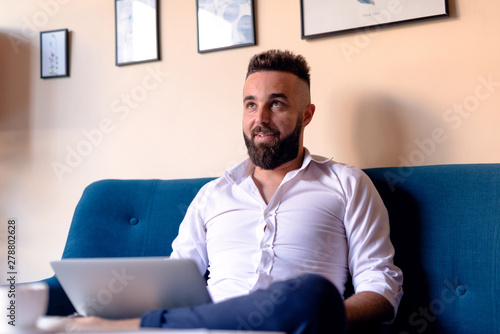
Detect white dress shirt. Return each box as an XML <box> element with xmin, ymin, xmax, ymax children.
<box><xmin>171</xmin><ymin>149</ymin><xmax>403</xmax><ymax>314</ymax></box>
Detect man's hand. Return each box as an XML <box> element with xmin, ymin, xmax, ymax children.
<box><xmin>66</xmin><ymin>316</ymin><xmax>141</xmax><ymax>332</ymax></box>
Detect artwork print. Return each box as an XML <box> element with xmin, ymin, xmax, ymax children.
<box><xmin>301</xmin><ymin>0</ymin><xmax>449</xmax><ymax>38</ymax></box>
<box><xmin>40</xmin><ymin>29</ymin><xmax>69</xmax><ymax>78</ymax></box>
<box><xmin>115</xmin><ymin>0</ymin><xmax>160</xmax><ymax>66</ymax></box>
<box><xmin>197</xmin><ymin>0</ymin><xmax>256</xmax><ymax>53</ymax></box>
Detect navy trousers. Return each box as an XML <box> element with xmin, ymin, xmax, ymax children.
<box><xmin>141</xmin><ymin>274</ymin><xmax>346</xmax><ymax>334</ymax></box>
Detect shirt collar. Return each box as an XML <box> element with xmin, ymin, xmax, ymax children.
<box><xmin>224</xmin><ymin>148</ymin><xmax>332</xmax><ymax>184</ymax></box>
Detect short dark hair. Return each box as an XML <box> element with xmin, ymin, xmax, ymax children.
<box><xmin>246</xmin><ymin>50</ymin><xmax>311</xmax><ymax>88</ymax></box>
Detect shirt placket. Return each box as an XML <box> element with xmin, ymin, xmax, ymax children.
<box><xmin>252</xmin><ymin>207</ymin><xmax>277</xmax><ymax>289</ymax></box>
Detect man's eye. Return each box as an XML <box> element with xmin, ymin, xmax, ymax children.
<box><xmin>246</xmin><ymin>102</ymin><xmax>256</xmax><ymax>109</ymax></box>
<box><xmin>271</xmin><ymin>101</ymin><xmax>284</xmax><ymax>108</ymax></box>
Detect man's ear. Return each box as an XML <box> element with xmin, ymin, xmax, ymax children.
<box><xmin>303</xmin><ymin>104</ymin><xmax>316</xmax><ymax>127</ymax></box>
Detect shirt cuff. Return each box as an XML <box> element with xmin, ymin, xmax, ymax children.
<box><xmin>140</xmin><ymin>309</ymin><xmax>168</xmax><ymax>328</ymax></box>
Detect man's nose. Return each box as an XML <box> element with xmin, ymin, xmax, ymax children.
<box><xmin>255</xmin><ymin>107</ymin><xmax>271</xmax><ymax>124</ymax></box>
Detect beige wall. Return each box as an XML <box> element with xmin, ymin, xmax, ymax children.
<box><xmin>1</xmin><ymin>0</ymin><xmax>499</xmax><ymax>283</ymax></box>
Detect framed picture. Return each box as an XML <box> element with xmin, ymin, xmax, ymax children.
<box><xmin>301</xmin><ymin>0</ymin><xmax>449</xmax><ymax>38</ymax></box>
<box><xmin>196</xmin><ymin>0</ymin><xmax>256</xmax><ymax>53</ymax></box>
<box><xmin>115</xmin><ymin>0</ymin><xmax>160</xmax><ymax>66</ymax></box>
<box><xmin>40</xmin><ymin>29</ymin><xmax>69</xmax><ymax>79</ymax></box>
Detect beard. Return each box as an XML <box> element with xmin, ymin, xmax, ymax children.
<box><xmin>243</xmin><ymin>116</ymin><xmax>303</xmax><ymax>170</ymax></box>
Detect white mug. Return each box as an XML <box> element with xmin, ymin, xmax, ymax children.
<box><xmin>0</xmin><ymin>282</ymin><xmax>48</xmax><ymax>333</ymax></box>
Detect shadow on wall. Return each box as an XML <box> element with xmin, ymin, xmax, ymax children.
<box><xmin>0</xmin><ymin>31</ymin><xmax>32</xmax><ymax>204</ymax></box>
<box><xmin>352</xmin><ymin>95</ymin><xmax>448</xmax><ymax>168</ymax></box>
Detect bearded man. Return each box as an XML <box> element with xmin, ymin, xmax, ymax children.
<box><xmin>71</xmin><ymin>50</ymin><xmax>403</xmax><ymax>334</ymax></box>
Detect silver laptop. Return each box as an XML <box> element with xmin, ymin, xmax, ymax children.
<box><xmin>51</xmin><ymin>257</ymin><xmax>212</xmax><ymax>319</ymax></box>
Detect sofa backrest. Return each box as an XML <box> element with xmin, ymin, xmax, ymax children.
<box><xmin>364</xmin><ymin>164</ymin><xmax>499</xmax><ymax>334</ymax></box>
<box><xmin>62</xmin><ymin>177</ymin><xmax>215</xmax><ymax>259</ymax></box>
<box><xmin>57</xmin><ymin>164</ymin><xmax>499</xmax><ymax>333</ymax></box>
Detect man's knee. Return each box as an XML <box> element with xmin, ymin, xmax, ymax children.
<box><xmin>287</xmin><ymin>274</ymin><xmax>346</xmax><ymax>332</ymax></box>
<box><xmin>293</xmin><ymin>274</ymin><xmax>343</xmax><ymax>308</ymax></box>
<box><xmin>222</xmin><ymin>274</ymin><xmax>346</xmax><ymax>333</ymax></box>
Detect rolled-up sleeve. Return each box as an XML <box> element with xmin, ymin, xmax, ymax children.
<box><xmin>342</xmin><ymin>167</ymin><xmax>403</xmax><ymax>318</ymax></box>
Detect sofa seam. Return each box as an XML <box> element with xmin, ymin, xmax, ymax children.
<box><xmin>492</xmin><ymin>203</ymin><xmax>499</xmax><ymax>334</ymax></box>
<box><xmin>140</xmin><ymin>179</ymin><xmax>160</xmax><ymax>256</ymax></box>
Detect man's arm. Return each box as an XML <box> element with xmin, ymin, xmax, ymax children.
<box><xmin>342</xmin><ymin>167</ymin><xmax>403</xmax><ymax>328</ymax></box>
<box><xmin>344</xmin><ymin>291</ymin><xmax>394</xmax><ymax>331</ymax></box>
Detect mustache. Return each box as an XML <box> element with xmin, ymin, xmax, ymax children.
<box><xmin>251</xmin><ymin>125</ymin><xmax>280</xmax><ymax>138</ymax></box>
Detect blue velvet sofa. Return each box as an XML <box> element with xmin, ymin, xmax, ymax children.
<box><xmin>40</xmin><ymin>164</ymin><xmax>499</xmax><ymax>333</ymax></box>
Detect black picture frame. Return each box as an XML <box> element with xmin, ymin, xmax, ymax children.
<box><xmin>301</xmin><ymin>0</ymin><xmax>449</xmax><ymax>39</ymax></box>
<box><xmin>115</xmin><ymin>0</ymin><xmax>160</xmax><ymax>66</ymax></box>
<box><xmin>40</xmin><ymin>29</ymin><xmax>69</xmax><ymax>79</ymax></box>
<box><xmin>196</xmin><ymin>0</ymin><xmax>256</xmax><ymax>53</ymax></box>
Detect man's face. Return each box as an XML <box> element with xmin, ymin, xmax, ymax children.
<box><xmin>242</xmin><ymin>71</ymin><xmax>314</xmax><ymax>170</ymax></box>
